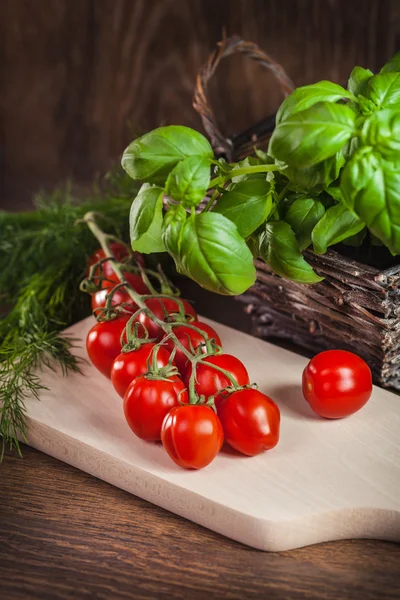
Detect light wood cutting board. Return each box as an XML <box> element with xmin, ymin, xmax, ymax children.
<box><xmin>22</xmin><ymin>316</ymin><xmax>400</xmax><ymax>552</ymax></box>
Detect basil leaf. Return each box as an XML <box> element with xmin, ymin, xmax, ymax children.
<box><xmin>380</xmin><ymin>53</ymin><xmax>400</xmax><ymax>74</ymax></box>
<box><xmin>269</xmin><ymin>102</ymin><xmax>356</xmax><ymax>168</ymax></box>
<box><xmin>285</xmin><ymin>198</ymin><xmax>325</xmax><ymax>251</ymax></box>
<box><xmin>347</xmin><ymin>66</ymin><xmax>374</xmax><ymax>97</ymax></box>
<box><xmin>212</xmin><ymin>179</ymin><xmax>273</xmax><ymax>238</ymax></box>
<box><xmin>122</xmin><ymin>126</ymin><xmax>213</xmax><ymax>185</ymax></box>
<box><xmin>165</xmin><ymin>212</ymin><xmax>256</xmax><ymax>295</ymax></box>
<box><xmin>162</xmin><ymin>204</ymin><xmax>187</xmax><ymax>258</ymax></box>
<box><xmin>259</xmin><ymin>221</ymin><xmax>323</xmax><ymax>283</ymax></box>
<box><xmin>341</xmin><ymin>148</ymin><xmax>400</xmax><ymax>253</ymax></box>
<box><xmin>342</xmin><ymin>228</ymin><xmax>366</xmax><ymax>247</ymax></box>
<box><xmin>312</xmin><ymin>203</ymin><xmax>364</xmax><ymax>254</ymax></box>
<box><xmin>165</xmin><ymin>156</ymin><xmax>211</xmax><ymax>207</ymax></box>
<box><xmin>129</xmin><ymin>185</ymin><xmax>166</xmax><ymax>253</ymax></box>
<box><xmin>277</xmin><ymin>149</ymin><xmax>345</xmax><ymax>194</ymax></box>
<box><xmin>365</xmin><ymin>73</ymin><xmax>400</xmax><ymax>110</ymax></box>
<box><xmin>361</xmin><ymin>109</ymin><xmax>400</xmax><ymax>161</ymax></box>
<box><xmin>276</xmin><ymin>81</ymin><xmax>352</xmax><ymax>124</ymax></box>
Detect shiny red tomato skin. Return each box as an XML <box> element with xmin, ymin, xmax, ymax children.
<box><xmin>91</xmin><ymin>272</ymin><xmax>150</xmax><ymax>314</ymax></box>
<box><xmin>88</xmin><ymin>243</ymin><xmax>129</xmax><ymax>284</ymax></box>
<box><xmin>302</xmin><ymin>350</ymin><xmax>373</xmax><ymax>419</ymax></box>
<box><xmin>124</xmin><ymin>376</ymin><xmax>188</xmax><ymax>441</ymax></box>
<box><xmin>186</xmin><ymin>354</ymin><xmax>250</xmax><ymax>408</ymax></box>
<box><xmin>138</xmin><ymin>297</ymin><xmax>197</xmax><ymax>340</ymax></box>
<box><xmin>218</xmin><ymin>389</ymin><xmax>280</xmax><ymax>456</ymax></box>
<box><xmin>161</xmin><ymin>405</ymin><xmax>223</xmax><ymax>469</ymax></box>
<box><xmin>163</xmin><ymin>321</ymin><xmax>222</xmax><ymax>377</ymax></box>
<box><xmin>91</xmin><ymin>287</ymin><xmax>136</xmax><ymax>314</ymax></box>
<box><xmin>102</xmin><ymin>271</ymin><xmax>150</xmax><ymax>294</ymax></box>
<box><xmin>111</xmin><ymin>344</ymin><xmax>172</xmax><ymax>399</ymax></box>
<box><xmin>86</xmin><ymin>316</ymin><xmax>130</xmax><ymax>378</ymax></box>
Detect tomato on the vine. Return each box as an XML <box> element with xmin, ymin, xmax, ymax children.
<box><xmin>161</xmin><ymin>405</ymin><xmax>223</xmax><ymax>469</ymax></box>
<box><xmin>302</xmin><ymin>350</ymin><xmax>372</xmax><ymax>419</ymax></box>
<box><xmin>88</xmin><ymin>243</ymin><xmax>130</xmax><ymax>285</ymax></box>
<box><xmin>186</xmin><ymin>354</ymin><xmax>249</xmax><ymax>408</ymax></box>
<box><xmin>137</xmin><ymin>297</ymin><xmax>197</xmax><ymax>340</ymax></box>
<box><xmin>163</xmin><ymin>321</ymin><xmax>222</xmax><ymax>377</ymax></box>
<box><xmin>102</xmin><ymin>271</ymin><xmax>150</xmax><ymax>293</ymax></box>
<box><xmin>86</xmin><ymin>316</ymin><xmax>130</xmax><ymax>378</ymax></box>
<box><xmin>124</xmin><ymin>375</ymin><xmax>188</xmax><ymax>441</ymax></box>
<box><xmin>91</xmin><ymin>273</ymin><xmax>150</xmax><ymax>314</ymax></box>
<box><xmin>111</xmin><ymin>344</ymin><xmax>172</xmax><ymax>398</ymax></box>
<box><xmin>218</xmin><ymin>389</ymin><xmax>280</xmax><ymax>456</ymax></box>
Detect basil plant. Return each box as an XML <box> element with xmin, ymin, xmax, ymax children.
<box><xmin>121</xmin><ymin>52</ymin><xmax>400</xmax><ymax>296</ymax></box>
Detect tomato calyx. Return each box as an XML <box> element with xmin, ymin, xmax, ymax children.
<box><xmin>121</xmin><ymin>315</ymin><xmax>156</xmax><ymax>352</ymax></box>
<box><xmin>141</xmin><ymin>343</ymin><xmax>179</xmax><ymax>382</ymax></box>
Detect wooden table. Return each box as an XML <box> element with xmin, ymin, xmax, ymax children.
<box><xmin>1</xmin><ymin>288</ymin><xmax>400</xmax><ymax>599</ymax></box>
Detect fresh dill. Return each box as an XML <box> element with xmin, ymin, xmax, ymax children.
<box><xmin>0</xmin><ymin>166</ymin><xmax>138</xmax><ymax>458</ymax></box>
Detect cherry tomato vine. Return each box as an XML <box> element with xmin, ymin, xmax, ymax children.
<box><xmin>81</xmin><ymin>211</ymin><xmax>279</xmax><ymax>469</ymax></box>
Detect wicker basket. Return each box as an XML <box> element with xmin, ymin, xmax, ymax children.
<box><xmin>193</xmin><ymin>35</ymin><xmax>400</xmax><ymax>390</ymax></box>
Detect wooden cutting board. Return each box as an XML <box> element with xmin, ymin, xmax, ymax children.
<box><xmin>23</xmin><ymin>316</ymin><xmax>400</xmax><ymax>552</ymax></box>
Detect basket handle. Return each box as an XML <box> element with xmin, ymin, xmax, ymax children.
<box><xmin>193</xmin><ymin>35</ymin><xmax>295</xmax><ymax>161</ymax></box>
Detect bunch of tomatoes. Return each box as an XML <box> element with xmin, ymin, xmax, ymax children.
<box><xmin>83</xmin><ymin>238</ymin><xmax>374</xmax><ymax>470</ymax></box>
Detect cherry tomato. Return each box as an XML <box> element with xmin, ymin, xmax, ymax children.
<box><xmin>124</xmin><ymin>376</ymin><xmax>188</xmax><ymax>441</ymax></box>
<box><xmin>302</xmin><ymin>350</ymin><xmax>373</xmax><ymax>419</ymax></box>
<box><xmin>102</xmin><ymin>271</ymin><xmax>150</xmax><ymax>293</ymax></box>
<box><xmin>86</xmin><ymin>316</ymin><xmax>130</xmax><ymax>378</ymax></box>
<box><xmin>163</xmin><ymin>321</ymin><xmax>222</xmax><ymax>377</ymax></box>
<box><xmin>137</xmin><ymin>297</ymin><xmax>197</xmax><ymax>340</ymax></box>
<box><xmin>161</xmin><ymin>405</ymin><xmax>223</xmax><ymax>469</ymax></box>
<box><xmin>111</xmin><ymin>343</ymin><xmax>172</xmax><ymax>399</ymax></box>
<box><xmin>218</xmin><ymin>389</ymin><xmax>280</xmax><ymax>456</ymax></box>
<box><xmin>91</xmin><ymin>273</ymin><xmax>150</xmax><ymax>314</ymax></box>
<box><xmin>186</xmin><ymin>354</ymin><xmax>250</xmax><ymax>408</ymax></box>
<box><xmin>88</xmin><ymin>243</ymin><xmax>129</xmax><ymax>285</ymax></box>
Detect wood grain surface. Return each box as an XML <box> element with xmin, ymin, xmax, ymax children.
<box><xmin>1</xmin><ymin>0</ymin><xmax>400</xmax><ymax>207</ymax></box>
<box><xmin>1</xmin><ymin>445</ymin><xmax>400</xmax><ymax>600</ymax></box>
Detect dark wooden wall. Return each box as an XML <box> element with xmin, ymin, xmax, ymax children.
<box><xmin>1</xmin><ymin>0</ymin><xmax>399</xmax><ymax>208</ymax></box>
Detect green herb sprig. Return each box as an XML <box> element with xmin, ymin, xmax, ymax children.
<box><xmin>121</xmin><ymin>52</ymin><xmax>400</xmax><ymax>293</ymax></box>
<box><xmin>0</xmin><ymin>168</ymin><xmax>138</xmax><ymax>458</ymax></box>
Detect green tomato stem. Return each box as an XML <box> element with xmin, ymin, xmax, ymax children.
<box><xmin>83</xmin><ymin>213</ymin><xmax>204</xmax><ymax>379</ymax></box>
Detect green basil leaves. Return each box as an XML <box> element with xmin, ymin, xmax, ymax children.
<box><xmin>276</xmin><ymin>81</ymin><xmax>353</xmax><ymax>124</ymax></box>
<box><xmin>121</xmin><ymin>52</ymin><xmax>400</xmax><ymax>295</ymax></box>
<box><xmin>163</xmin><ymin>212</ymin><xmax>256</xmax><ymax>295</ymax></box>
<box><xmin>341</xmin><ymin>148</ymin><xmax>400</xmax><ymax>253</ymax></box>
<box><xmin>312</xmin><ymin>203</ymin><xmax>364</xmax><ymax>255</ymax></box>
<box><xmin>212</xmin><ymin>179</ymin><xmax>274</xmax><ymax>238</ymax></box>
<box><xmin>122</xmin><ymin>126</ymin><xmax>213</xmax><ymax>185</ymax></box>
<box><xmin>285</xmin><ymin>198</ymin><xmax>325</xmax><ymax>251</ymax></box>
<box><xmin>259</xmin><ymin>221</ymin><xmax>323</xmax><ymax>284</ymax></box>
<box><xmin>165</xmin><ymin>156</ymin><xmax>211</xmax><ymax>207</ymax></box>
<box><xmin>270</xmin><ymin>102</ymin><xmax>356</xmax><ymax>168</ymax></box>
<box><xmin>129</xmin><ymin>185</ymin><xmax>166</xmax><ymax>253</ymax></box>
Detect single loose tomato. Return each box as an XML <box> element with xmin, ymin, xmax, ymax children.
<box><xmin>161</xmin><ymin>405</ymin><xmax>223</xmax><ymax>469</ymax></box>
<box><xmin>86</xmin><ymin>316</ymin><xmax>130</xmax><ymax>378</ymax></box>
<box><xmin>163</xmin><ymin>321</ymin><xmax>222</xmax><ymax>377</ymax></box>
<box><xmin>137</xmin><ymin>297</ymin><xmax>197</xmax><ymax>340</ymax></box>
<box><xmin>186</xmin><ymin>354</ymin><xmax>250</xmax><ymax>408</ymax></box>
<box><xmin>111</xmin><ymin>344</ymin><xmax>172</xmax><ymax>398</ymax></box>
<box><xmin>124</xmin><ymin>376</ymin><xmax>188</xmax><ymax>441</ymax></box>
<box><xmin>302</xmin><ymin>349</ymin><xmax>373</xmax><ymax>419</ymax></box>
<box><xmin>88</xmin><ymin>243</ymin><xmax>130</xmax><ymax>285</ymax></box>
<box><xmin>218</xmin><ymin>389</ymin><xmax>280</xmax><ymax>456</ymax></box>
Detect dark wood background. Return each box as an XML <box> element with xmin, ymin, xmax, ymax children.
<box><xmin>1</xmin><ymin>0</ymin><xmax>400</xmax><ymax>209</ymax></box>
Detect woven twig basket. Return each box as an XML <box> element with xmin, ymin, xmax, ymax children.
<box><xmin>193</xmin><ymin>35</ymin><xmax>400</xmax><ymax>390</ymax></box>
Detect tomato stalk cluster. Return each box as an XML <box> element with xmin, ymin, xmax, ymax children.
<box><xmin>82</xmin><ymin>211</ymin><xmax>239</xmax><ymax>407</ymax></box>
